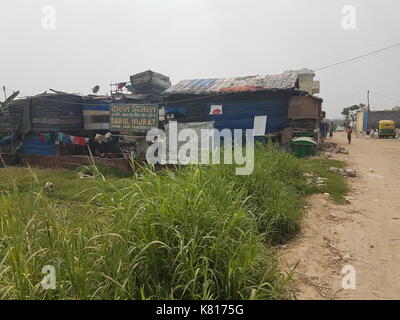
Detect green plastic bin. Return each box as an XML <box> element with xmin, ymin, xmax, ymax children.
<box><xmin>291</xmin><ymin>137</ymin><xmax>317</xmax><ymax>158</ymax></box>
<box><xmin>294</xmin><ymin>131</ymin><xmax>316</xmax><ymax>138</ymax></box>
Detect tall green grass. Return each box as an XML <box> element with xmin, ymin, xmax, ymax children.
<box><xmin>0</xmin><ymin>145</ymin><xmax>337</xmax><ymax>300</ymax></box>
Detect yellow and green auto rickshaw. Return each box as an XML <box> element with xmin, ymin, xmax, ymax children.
<box><xmin>378</xmin><ymin>120</ymin><xmax>396</xmax><ymax>139</ymax></box>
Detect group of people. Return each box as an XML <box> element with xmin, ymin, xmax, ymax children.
<box><xmin>322</xmin><ymin>122</ymin><xmax>337</xmax><ymax>139</ymax></box>
<box><xmin>365</xmin><ymin>128</ymin><xmax>379</xmax><ymax>139</ymax></box>
<box><xmin>324</xmin><ymin>121</ymin><xmax>353</xmax><ymax>145</ymax></box>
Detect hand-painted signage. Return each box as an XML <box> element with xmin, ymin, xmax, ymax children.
<box><xmin>110</xmin><ymin>104</ymin><xmax>159</xmax><ymax>133</ymax></box>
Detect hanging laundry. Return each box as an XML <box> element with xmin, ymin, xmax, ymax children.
<box><xmin>56</xmin><ymin>132</ymin><xmax>72</xmax><ymax>146</ymax></box>
<box><xmin>57</xmin><ymin>132</ymin><xmax>63</xmax><ymax>142</ymax></box>
<box><xmin>94</xmin><ymin>134</ymin><xmax>107</xmax><ymax>144</ymax></box>
<box><xmin>39</xmin><ymin>133</ymin><xmax>47</xmax><ymax>143</ymax></box>
<box><xmin>63</xmin><ymin>135</ymin><xmax>72</xmax><ymax>145</ymax></box>
<box><xmin>45</xmin><ymin>133</ymin><xmax>52</xmax><ymax>142</ymax></box>
<box><xmin>73</xmin><ymin>136</ymin><xmax>89</xmax><ymax>146</ymax></box>
<box><xmin>94</xmin><ymin>133</ymin><xmax>112</xmax><ymax>144</ymax></box>
<box><xmin>117</xmin><ymin>82</ymin><xmax>127</xmax><ymax>90</ymax></box>
<box><xmin>56</xmin><ymin>131</ymin><xmax>89</xmax><ymax>147</ymax></box>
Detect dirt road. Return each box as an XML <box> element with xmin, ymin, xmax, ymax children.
<box><xmin>280</xmin><ymin>132</ymin><xmax>400</xmax><ymax>300</ymax></box>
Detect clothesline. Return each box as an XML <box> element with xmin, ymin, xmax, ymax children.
<box><xmin>38</xmin><ymin>131</ymin><xmax>144</xmax><ymax>147</ymax></box>
<box><xmin>38</xmin><ymin>132</ymin><xmax>90</xmax><ymax>147</ymax></box>
<box><xmin>110</xmin><ymin>134</ymin><xmax>147</xmax><ymax>139</ymax></box>
<box><xmin>56</xmin><ymin>132</ymin><xmax>90</xmax><ymax>147</ymax></box>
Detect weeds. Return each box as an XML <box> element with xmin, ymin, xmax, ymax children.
<box><xmin>0</xmin><ymin>145</ymin><xmax>347</xmax><ymax>299</ymax></box>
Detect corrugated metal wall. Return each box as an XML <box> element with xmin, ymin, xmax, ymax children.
<box><xmin>0</xmin><ymin>99</ymin><xmax>31</xmax><ymax>135</ymax></box>
<box><xmin>366</xmin><ymin>111</ymin><xmax>400</xmax><ymax>129</ymax></box>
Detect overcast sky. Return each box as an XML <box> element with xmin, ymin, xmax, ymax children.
<box><xmin>1</xmin><ymin>0</ymin><xmax>400</xmax><ymax>117</ymax></box>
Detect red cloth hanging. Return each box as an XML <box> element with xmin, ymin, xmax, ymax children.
<box><xmin>73</xmin><ymin>136</ymin><xmax>89</xmax><ymax>146</ymax></box>
<box><xmin>39</xmin><ymin>133</ymin><xmax>46</xmax><ymax>143</ymax></box>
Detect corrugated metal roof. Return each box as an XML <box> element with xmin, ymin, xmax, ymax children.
<box><xmin>163</xmin><ymin>73</ymin><xmax>299</xmax><ymax>96</ymax></box>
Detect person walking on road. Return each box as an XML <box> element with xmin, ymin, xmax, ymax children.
<box><xmin>329</xmin><ymin>122</ymin><xmax>335</xmax><ymax>138</ymax></box>
<box><xmin>346</xmin><ymin>127</ymin><xmax>353</xmax><ymax>144</ymax></box>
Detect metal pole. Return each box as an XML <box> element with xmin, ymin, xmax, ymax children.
<box><xmin>367</xmin><ymin>90</ymin><xmax>370</xmax><ymax>111</ymax></box>
<box><xmin>3</xmin><ymin>86</ymin><xmax>15</xmax><ymax>163</ymax></box>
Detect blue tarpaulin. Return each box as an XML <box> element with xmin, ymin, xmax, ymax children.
<box><xmin>165</xmin><ymin>107</ymin><xmax>188</xmax><ymax>117</ymax></box>
<box><xmin>0</xmin><ymin>136</ymin><xmax>12</xmax><ymax>145</ymax></box>
<box><xmin>83</xmin><ymin>105</ymin><xmax>110</xmax><ymax>111</ymax></box>
<box><xmin>20</xmin><ymin>134</ymin><xmax>56</xmax><ymax>156</ymax></box>
<box><xmin>208</xmin><ymin>98</ymin><xmax>289</xmax><ymax>135</ymax></box>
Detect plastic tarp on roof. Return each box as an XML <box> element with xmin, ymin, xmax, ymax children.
<box><xmin>163</xmin><ymin>73</ymin><xmax>298</xmax><ymax>95</ymax></box>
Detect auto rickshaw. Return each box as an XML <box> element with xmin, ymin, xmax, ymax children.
<box><xmin>378</xmin><ymin>120</ymin><xmax>396</xmax><ymax>139</ymax></box>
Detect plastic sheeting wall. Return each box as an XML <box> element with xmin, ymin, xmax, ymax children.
<box><xmin>211</xmin><ymin>98</ymin><xmax>288</xmax><ymax>134</ymax></box>
<box><xmin>20</xmin><ymin>134</ymin><xmax>56</xmax><ymax>156</ymax></box>
<box><xmin>165</xmin><ymin>95</ymin><xmax>290</xmax><ymax>135</ymax></box>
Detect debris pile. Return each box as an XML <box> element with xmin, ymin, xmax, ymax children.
<box><xmin>304</xmin><ymin>172</ymin><xmax>327</xmax><ymax>187</ymax></box>
<box><xmin>335</xmin><ymin>147</ymin><xmax>349</xmax><ymax>154</ymax></box>
<box><xmin>317</xmin><ymin>141</ymin><xmax>349</xmax><ymax>156</ymax></box>
<box><xmin>329</xmin><ymin>167</ymin><xmax>358</xmax><ymax>177</ymax></box>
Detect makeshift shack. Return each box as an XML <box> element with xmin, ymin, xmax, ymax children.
<box><xmin>162</xmin><ymin>73</ymin><xmax>322</xmax><ymax>146</ymax></box>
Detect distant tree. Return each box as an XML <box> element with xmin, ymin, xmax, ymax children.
<box><xmin>393</xmin><ymin>106</ymin><xmax>400</xmax><ymax>111</ymax></box>
<box><xmin>341</xmin><ymin>103</ymin><xmax>366</xmax><ymax>128</ymax></box>
<box><xmin>341</xmin><ymin>107</ymin><xmax>350</xmax><ymax>118</ymax></box>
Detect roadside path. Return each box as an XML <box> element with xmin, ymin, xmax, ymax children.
<box><xmin>280</xmin><ymin>132</ymin><xmax>400</xmax><ymax>299</ymax></box>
